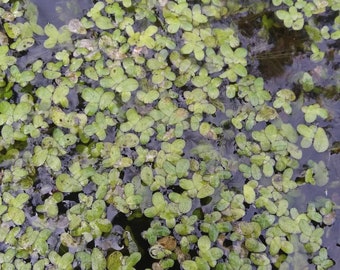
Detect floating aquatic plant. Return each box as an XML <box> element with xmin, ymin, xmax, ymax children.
<box><xmin>0</xmin><ymin>0</ymin><xmax>338</xmax><ymax>269</ymax></box>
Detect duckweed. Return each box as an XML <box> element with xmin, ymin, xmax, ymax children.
<box><xmin>0</xmin><ymin>0</ymin><xmax>339</xmax><ymax>269</ymax></box>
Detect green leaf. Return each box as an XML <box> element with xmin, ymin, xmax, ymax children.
<box><xmin>232</xmin><ymin>63</ymin><xmax>247</xmax><ymax>77</ymax></box>
<box><xmin>300</xmin><ymin>72</ymin><xmax>314</xmax><ymax>91</ymax></box>
<box><xmin>252</xmin><ymin>213</ymin><xmax>275</xmax><ymax>230</ymax></box>
<box><xmin>273</xmin><ymin>0</ymin><xmax>282</xmax><ymax>6</ymax></box>
<box><xmin>304</xmin><ymin>242</ymin><xmax>320</xmax><ymax>253</ymax></box>
<box><xmin>209</xmin><ymin>247</ymin><xmax>223</xmax><ymax>261</ymax></box>
<box><xmin>14</xmin><ymin>102</ymin><xmax>31</xmax><ymax>121</ymax></box>
<box><xmin>245</xmin><ymin>238</ymin><xmax>266</xmax><ymax>252</ymax></box>
<box><xmin>243</xmin><ymin>184</ymin><xmax>256</xmax><ymax>204</ymax></box>
<box><xmin>116</xmin><ymin>78</ymin><xmax>138</xmax><ymax>92</ymax></box>
<box><xmin>116</xmin><ymin>133</ymin><xmax>139</xmax><ymax>148</ymax></box>
<box><xmin>250</xmin><ymin>253</ymin><xmax>270</xmax><ymax>266</ymax></box>
<box><xmin>85</xmin><ymin>66</ymin><xmax>99</xmax><ymax>81</ymax></box>
<box><xmin>276</xmin><ymin>199</ymin><xmax>289</xmax><ymax>216</ymax></box>
<box><xmin>176</xmin><ymin>158</ymin><xmax>190</xmax><ymax>178</ymax></box>
<box><xmin>256</xmin><ymin>105</ymin><xmax>278</xmax><ymax>122</ymax></box>
<box><xmin>144</xmin><ymin>206</ymin><xmax>158</xmax><ymax>218</ymax></box>
<box><xmin>44</xmin><ymin>23</ymin><xmax>58</xmax><ymax>36</ymax></box>
<box><xmin>126</xmin><ymin>252</ymin><xmax>141</xmax><ymax>267</ymax></box>
<box><xmin>46</xmin><ymin>155</ymin><xmax>61</xmax><ymax>171</ymax></box>
<box><xmin>158</xmin><ymin>97</ymin><xmax>177</xmax><ymax>115</ymax></box>
<box><xmin>44</xmin><ymin>38</ymin><xmax>57</xmax><ymax>49</ymax></box>
<box><xmin>1</xmin><ymin>124</ymin><xmax>14</xmax><ymax>144</ymax></box>
<box><xmin>198</xmin><ymin>235</ymin><xmax>211</xmax><ymax>251</ymax></box>
<box><xmin>141</xmin><ymin>166</ymin><xmax>153</xmax><ymax>185</ymax></box>
<box><xmin>56</xmin><ymin>174</ymin><xmax>83</xmax><ymax>192</ymax></box>
<box><xmin>178</xmin><ymin>196</ymin><xmax>192</xmax><ymax>214</ymax></box>
<box><xmin>53</xmin><ymin>85</ymin><xmax>69</xmax><ymax>108</ymax></box>
<box><xmin>182</xmin><ymin>260</ymin><xmax>198</xmax><ymax>270</ymax></box>
<box><xmin>107</xmin><ymin>251</ymin><xmax>123</xmax><ymax>270</ymax></box>
<box><xmin>299</xmin><ymin>219</ymin><xmax>313</xmax><ymax>236</ymax></box>
<box><xmin>8</xmin><ymin>207</ymin><xmax>26</xmax><ymax>225</ymax></box>
<box><xmin>269</xmin><ymin>236</ymin><xmax>281</xmax><ymax>255</ymax></box>
<box><xmin>197</xmin><ymin>185</ymin><xmax>215</xmax><ymax>198</ymax></box>
<box><xmin>43</xmin><ymin>69</ymin><xmax>61</xmax><ymax>79</ymax></box>
<box><xmin>297</xmin><ymin>124</ymin><xmax>315</xmax><ymax>138</ymax></box>
<box><xmin>281</xmin><ymin>240</ymin><xmax>294</xmax><ymax>254</ymax></box>
<box><xmin>278</xmin><ymin>216</ymin><xmax>300</xmax><ymax>234</ymax></box>
<box><xmin>292</xmin><ymin>18</ymin><xmax>304</xmax><ymax>30</ymax></box>
<box><xmin>169</xmin><ymin>108</ymin><xmax>189</xmax><ymax>125</ymax></box>
<box><xmin>100</xmin><ymin>77</ymin><xmax>115</xmax><ymax>88</ymax></box>
<box><xmin>53</xmin><ymin>129</ymin><xmax>77</xmax><ymax>148</ymax></box>
<box><xmin>99</xmin><ymin>92</ymin><xmax>116</xmax><ymax>110</ymax></box>
<box><xmin>32</xmin><ymin>147</ymin><xmax>48</xmax><ymax>166</ymax></box>
<box><xmin>152</xmin><ymin>192</ymin><xmax>166</xmax><ymax>208</ymax></box>
<box><xmin>144</xmin><ymin>25</ymin><xmax>158</xmax><ymax>36</ymax></box>
<box><xmin>13</xmin><ymin>193</ymin><xmax>30</xmax><ymax>207</ymax></box>
<box><xmin>313</xmin><ymin>127</ymin><xmax>329</xmax><ymax>153</ymax></box>
<box><xmin>95</xmin><ymin>16</ymin><xmax>114</xmax><ymax>30</ymax></box>
<box><xmin>134</xmin><ymin>116</ymin><xmax>154</xmax><ymax>132</ymax></box>
<box><xmin>179</xmin><ymin>179</ymin><xmax>195</xmax><ymax>190</ymax></box>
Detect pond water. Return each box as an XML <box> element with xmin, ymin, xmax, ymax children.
<box><xmin>237</xmin><ymin>9</ymin><xmax>340</xmax><ymax>268</ymax></box>
<box><xmin>0</xmin><ymin>0</ymin><xmax>339</xmax><ymax>269</ymax></box>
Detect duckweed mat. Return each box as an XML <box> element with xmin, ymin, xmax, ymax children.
<box><xmin>0</xmin><ymin>0</ymin><xmax>339</xmax><ymax>269</ymax></box>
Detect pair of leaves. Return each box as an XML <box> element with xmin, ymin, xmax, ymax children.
<box><xmin>44</xmin><ymin>24</ymin><xmax>71</xmax><ymax>49</ymax></box>
<box><xmin>32</xmin><ymin>146</ymin><xmax>62</xmax><ymax>172</ymax></box>
<box><xmin>297</xmin><ymin>125</ymin><xmax>329</xmax><ymax>152</ymax></box>
<box><xmin>0</xmin><ymin>100</ymin><xmax>31</xmax><ymax>125</ymax></box>
<box><xmin>81</xmin><ymin>87</ymin><xmax>116</xmax><ymax>116</ymax></box>
<box><xmin>1</xmin><ymin>192</ymin><xmax>29</xmax><ymax>225</ymax></box>
<box><xmin>36</xmin><ymin>84</ymin><xmax>69</xmax><ymax>109</ymax></box>
<box><xmin>56</xmin><ymin>162</ymin><xmax>95</xmax><ymax>192</ymax></box>
<box><xmin>179</xmin><ymin>173</ymin><xmax>215</xmax><ymax>199</ymax></box>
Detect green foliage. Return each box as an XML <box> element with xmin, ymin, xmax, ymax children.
<box><xmin>84</xmin><ymin>112</ymin><xmax>116</xmax><ymax>140</ymax></box>
<box><xmin>32</xmin><ymin>140</ymin><xmax>62</xmax><ymax>172</ymax></box>
<box><xmin>301</xmin><ymin>103</ymin><xmax>328</xmax><ymax>123</ymax></box>
<box><xmin>0</xmin><ymin>0</ymin><xmax>336</xmax><ymax>269</ymax></box>
<box><xmin>107</xmin><ymin>251</ymin><xmax>141</xmax><ymax>270</ymax></box>
<box><xmin>180</xmin><ymin>173</ymin><xmax>215</xmax><ymax>199</ymax></box>
<box><xmin>273</xmin><ymin>89</ymin><xmax>296</xmax><ymax>114</ymax></box>
<box><xmin>197</xmin><ymin>235</ymin><xmax>223</xmax><ymax>267</ymax></box>
<box><xmin>44</xmin><ymin>24</ymin><xmax>71</xmax><ymax>49</ymax></box>
<box><xmin>0</xmin><ymin>45</ymin><xmax>16</xmax><ymax>71</ymax></box>
<box><xmin>312</xmin><ymin>248</ymin><xmax>334</xmax><ymax>269</ymax></box>
<box><xmin>181</xmin><ymin>30</ymin><xmax>206</xmax><ymax>61</ymax></box>
<box><xmin>36</xmin><ymin>192</ymin><xmax>63</xmax><ymax>218</ymax></box>
<box><xmin>56</xmin><ymin>161</ymin><xmax>95</xmax><ymax>192</ymax></box>
<box><xmin>127</xmin><ymin>25</ymin><xmax>158</xmax><ymax>49</ymax></box>
<box><xmin>299</xmin><ymin>72</ymin><xmax>315</xmax><ymax>91</ymax></box>
<box><xmin>1</xmin><ymin>192</ymin><xmax>29</xmax><ymax>225</ymax></box>
<box><xmin>0</xmin><ymin>100</ymin><xmax>32</xmax><ymax>125</ymax></box>
<box><xmin>275</xmin><ymin>6</ymin><xmax>304</xmax><ymax>30</ymax></box>
<box><xmin>163</xmin><ymin>1</ymin><xmax>193</xmax><ymax>33</ymax></box>
<box><xmin>297</xmin><ymin>124</ymin><xmax>329</xmax><ymax>152</ymax></box>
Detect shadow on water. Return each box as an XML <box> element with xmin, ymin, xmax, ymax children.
<box><xmin>110</xmin><ymin>212</ymin><xmax>157</xmax><ymax>269</ymax></box>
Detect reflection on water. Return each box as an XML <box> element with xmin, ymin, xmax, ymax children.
<box><xmin>237</xmin><ymin>9</ymin><xmax>340</xmax><ymax>267</ymax></box>
<box><xmin>31</xmin><ymin>0</ymin><xmax>93</xmax><ymax>27</ymax></box>
<box><xmin>237</xmin><ymin>11</ymin><xmax>311</xmax><ymax>79</ymax></box>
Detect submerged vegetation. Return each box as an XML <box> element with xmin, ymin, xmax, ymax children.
<box><xmin>0</xmin><ymin>0</ymin><xmax>339</xmax><ymax>269</ymax></box>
